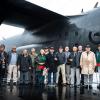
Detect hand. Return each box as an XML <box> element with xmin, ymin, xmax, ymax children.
<box><xmin>69</xmin><ymin>59</ymin><xmax>73</xmax><ymax>61</ymax></box>
<box><xmin>47</xmin><ymin>68</ymin><xmax>49</xmax><ymax>70</ymax></box>
<box><xmin>38</xmin><ymin>63</ymin><xmax>45</xmax><ymax>65</ymax></box>
<box><xmin>92</xmin><ymin>67</ymin><xmax>95</xmax><ymax>70</ymax></box>
<box><xmin>29</xmin><ymin>67</ymin><xmax>31</xmax><ymax>70</ymax></box>
<box><xmin>54</xmin><ymin>58</ymin><xmax>57</xmax><ymax>61</ymax></box>
<box><xmin>80</xmin><ymin>66</ymin><xmax>83</xmax><ymax>69</ymax></box>
<box><xmin>2</xmin><ymin>59</ymin><xmax>5</xmax><ymax>63</ymax></box>
<box><xmin>17</xmin><ymin>65</ymin><xmax>20</xmax><ymax>70</ymax></box>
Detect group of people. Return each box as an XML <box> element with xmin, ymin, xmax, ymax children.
<box><xmin>0</xmin><ymin>43</ymin><xmax>100</xmax><ymax>89</ymax></box>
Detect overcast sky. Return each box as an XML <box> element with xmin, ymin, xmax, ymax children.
<box><xmin>0</xmin><ymin>0</ymin><xmax>100</xmax><ymax>40</ymax></box>
<box><xmin>27</xmin><ymin>0</ymin><xmax>100</xmax><ymax>15</ymax></box>
<box><xmin>0</xmin><ymin>24</ymin><xmax>24</xmax><ymax>40</ymax></box>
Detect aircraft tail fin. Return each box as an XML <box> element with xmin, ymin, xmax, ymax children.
<box><xmin>94</xmin><ymin>2</ymin><xmax>98</xmax><ymax>8</ymax></box>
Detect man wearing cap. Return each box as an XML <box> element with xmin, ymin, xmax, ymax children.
<box><xmin>0</xmin><ymin>44</ymin><xmax>8</xmax><ymax>85</ymax></box>
<box><xmin>64</xmin><ymin>46</ymin><xmax>71</xmax><ymax>85</ymax></box>
<box><xmin>95</xmin><ymin>44</ymin><xmax>100</xmax><ymax>89</ymax></box>
<box><xmin>69</xmin><ymin>46</ymin><xmax>81</xmax><ymax>87</ymax></box>
<box><xmin>7</xmin><ymin>46</ymin><xmax>18</xmax><ymax>85</ymax></box>
<box><xmin>80</xmin><ymin>45</ymin><xmax>96</xmax><ymax>89</ymax></box>
<box><xmin>43</xmin><ymin>47</ymin><xmax>49</xmax><ymax>84</ymax></box>
<box><xmin>56</xmin><ymin>46</ymin><xmax>66</xmax><ymax>86</ymax></box>
<box><xmin>78</xmin><ymin>45</ymin><xmax>84</xmax><ymax>85</ymax></box>
<box><xmin>44</xmin><ymin>47</ymin><xmax>49</xmax><ymax>55</ymax></box>
<box><xmin>46</xmin><ymin>47</ymin><xmax>58</xmax><ymax>86</ymax></box>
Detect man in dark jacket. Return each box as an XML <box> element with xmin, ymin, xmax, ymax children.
<box><xmin>56</xmin><ymin>46</ymin><xmax>66</xmax><ymax>86</ymax></box>
<box><xmin>64</xmin><ymin>46</ymin><xmax>71</xmax><ymax>85</ymax></box>
<box><xmin>46</xmin><ymin>47</ymin><xmax>58</xmax><ymax>86</ymax></box>
<box><xmin>69</xmin><ymin>46</ymin><xmax>80</xmax><ymax>87</ymax></box>
<box><xmin>17</xmin><ymin>49</ymin><xmax>32</xmax><ymax>85</ymax></box>
<box><xmin>0</xmin><ymin>44</ymin><xmax>8</xmax><ymax>85</ymax></box>
<box><xmin>78</xmin><ymin>45</ymin><xmax>84</xmax><ymax>85</ymax></box>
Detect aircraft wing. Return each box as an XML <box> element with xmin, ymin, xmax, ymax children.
<box><xmin>0</xmin><ymin>0</ymin><xmax>68</xmax><ymax>30</ymax></box>
<box><xmin>67</xmin><ymin>13</ymin><xmax>88</xmax><ymax>19</ymax></box>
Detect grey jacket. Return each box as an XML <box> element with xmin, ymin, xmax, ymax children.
<box><xmin>64</xmin><ymin>51</ymin><xmax>71</xmax><ymax>64</ymax></box>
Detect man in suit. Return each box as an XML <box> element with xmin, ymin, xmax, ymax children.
<box><xmin>69</xmin><ymin>46</ymin><xmax>80</xmax><ymax>87</ymax></box>
<box><xmin>64</xmin><ymin>46</ymin><xmax>71</xmax><ymax>85</ymax></box>
<box><xmin>78</xmin><ymin>45</ymin><xmax>84</xmax><ymax>85</ymax></box>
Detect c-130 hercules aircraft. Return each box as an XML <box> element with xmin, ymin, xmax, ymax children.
<box><xmin>0</xmin><ymin>0</ymin><xmax>100</xmax><ymax>51</ymax></box>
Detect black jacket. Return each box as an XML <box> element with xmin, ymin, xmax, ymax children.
<box><xmin>17</xmin><ymin>55</ymin><xmax>32</xmax><ymax>72</ymax></box>
<box><xmin>56</xmin><ymin>52</ymin><xmax>66</xmax><ymax>65</ymax></box>
<box><xmin>46</xmin><ymin>52</ymin><xmax>58</xmax><ymax>73</ymax></box>
<box><xmin>69</xmin><ymin>52</ymin><xmax>81</xmax><ymax>68</ymax></box>
<box><xmin>0</xmin><ymin>51</ymin><xmax>8</xmax><ymax>69</ymax></box>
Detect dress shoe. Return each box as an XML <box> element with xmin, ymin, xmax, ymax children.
<box><xmin>70</xmin><ymin>84</ymin><xmax>74</xmax><ymax>88</ymax></box>
<box><xmin>13</xmin><ymin>82</ymin><xmax>17</xmax><ymax>85</ymax></box>
<box><xmin>62</xmin><ymin>83</ymin><xmax>66</xmax><ymax>86</ymax></box>
<box><xmin>55</xmin><ymin>83</ymin><xmax>58</xmax><ymax>87</ymax></box>
<box><xmin>97</xmin><ymin>84</ymin><xmax>100</xmax><ymax>89</ymax></box>
<box><xmin>76</xmin><ymin>84</ymin><xmax>80</xmax><ymax>88</ymax></box>
<box><xmin>66</xmin><ymin>83</ymin><xmax>70</xmax><ymax>85</ymax></box>
<box><xmin>7</xmin><ymin>82</ymin><xmax>10</xmax><ymax>85</ymax></box>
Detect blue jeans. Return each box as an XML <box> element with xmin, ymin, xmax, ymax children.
<box><xmin>48</xmin><ymin>72</ymin><xmax>56</xmax><ymax>85</ymax></box>
<box><xmin>84</xmin><ymin>74</ymin><xmax>93</xmax><ymax>85</ymax></box>
<box><xmin>65</xmin><ymin>64</ymin><xmax>71</xmax><ymax>84</ymax></box>
<box><xmin>33</xmin><ymin>69</ymin><xmax>36</xmax><ymax>84</ymax></box>
<box><xmin>71</xmin><ymin>68</ymin><xmax>80</xmax><ymax>85</ymax></box>
<box><xmin>36</xmin><ymin>71</ymin><xmax>44</xmax><ymax>85</ymax></box>
<box><xmin>98</xmin><ymin>67</ymin><xmax>100</xmax><ymax>83</ymax></box>
<box><xmin>0</xmin><ymin>68</ymin><xmax>6</xmax><ymax>84</ymax></box>
<box><xmin>20</xmin><ymin>71</ymin><xmax>29</xmax><ymax>84</ymax></box>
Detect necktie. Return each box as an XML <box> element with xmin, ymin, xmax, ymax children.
<box><xmin>87</xmin><ymin>52</ymin><xmax>89</xmax><ymax>56</ymax></box>
<box><xmin>74</xmin><ymin>52</ymin><xmax>76</xmax><ymax>57</ymax></box>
